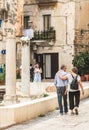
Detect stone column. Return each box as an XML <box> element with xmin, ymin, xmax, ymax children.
<box><xmin>4</xmin><ymin>28</ymin><xmax>17</xmax><ymax>103</ymax></box>
<box><xmin>21</xmin><ymin>39</ymin><xmax>30</xmax><ymax>97</ymax></box>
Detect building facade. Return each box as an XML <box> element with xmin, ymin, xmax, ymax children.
<box><xmin>0</xmin><ymin>0</ymin><xmax>24</xmax><ymax>67</ymax></box>
<box><xmin>75</xmin><ymin>0</ymin><xmax>89</xmax><ymax>54</ymax></box>
<box><xmin>24</xmin><ymin>0</ymin><xmax>75</xmax><ymax>79</ymax></box>
<box><xmin>0</xmin><ymin>0</ymin><xmax>89</xmax><ymax>79</ymax></box>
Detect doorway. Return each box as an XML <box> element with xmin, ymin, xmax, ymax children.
<box><xmin>34</xmin><ymin>53</ymin><xmax>58</xmax><ymax>79</ymax></box>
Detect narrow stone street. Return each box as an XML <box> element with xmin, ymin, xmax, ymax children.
<box><xmin>6</xmin><ymin>98</ymin><xmax>89</xmax><ymax>130</ymax></box>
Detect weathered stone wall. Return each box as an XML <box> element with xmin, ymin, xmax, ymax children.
<box><xmin>75</xmin><ymin>0</ymin><xmax>89</xmax><ymax>54</ymax></box>
<box><xmin>0</xmin><ymin>0</ymin><xmax>24</xmax><ymax>65</ymax></box>
<box><xmin>75</xmin><ymin>30</ymin><xmax>89</xmax><ymax>54</ymax></box>
<box><xmin>17</xmin><ymin>0</ymin><xmax>24</xmax><ymax>36</ymax></box>
<box><xmin>24</xmin><ymin>1</ymin><xmax>75</xmax><ymax>70</ymax></box>
<box><xmin>24</xmin><ymin>4</ymin><xmax>40</xmax><ymax>30</ymax></box>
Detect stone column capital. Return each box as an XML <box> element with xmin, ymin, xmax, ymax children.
<box><xmin>21</xmin><ymin>37</ymin><xmax>30</xmax><ymax>46</ymax></box>
<box><xmin>4</xmin><ymin>27</ymin><xmax>16</xmax><ymax>38</ymax></box>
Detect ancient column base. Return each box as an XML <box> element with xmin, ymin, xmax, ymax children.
<box><xmin>3</xmin><ymin>94</ymin><xmax>20</xmax><ymax>105</ymax></box>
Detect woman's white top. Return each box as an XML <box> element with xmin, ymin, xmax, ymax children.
<box><xmin>67</xmin><ymin>73</ymin><xmax>81</xmax><ymax>92</ymax></box>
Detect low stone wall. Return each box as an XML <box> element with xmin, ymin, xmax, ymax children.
<box><xmin>30</xmin><ymin>82</ymin><xmax>56</xmax><ymax>96</ymax></box>
<box><xmin>17</xmin><ymin>82</ymin><xmax>55</xmax><ymax>96</ymax></box>
<box><xmin>0</xmin><ymin>95</ymin><xmax>58</xmax><ymax>129</ymax></box>
<box><xmin>0</xmin><ymin>85</ymin><xmax>89</xmax><ymax>129</ymax></box>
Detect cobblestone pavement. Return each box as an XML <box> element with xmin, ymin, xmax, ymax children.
<box><xmin>5</xmin><ymin>98</ymin><xmax>89</xmax><ymax>130</ymax></box>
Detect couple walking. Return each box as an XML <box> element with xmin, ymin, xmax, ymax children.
<box><xmin>54</xmin><ymin>65</ymin><xmax>84</xmax><ymax>115</ymax></box>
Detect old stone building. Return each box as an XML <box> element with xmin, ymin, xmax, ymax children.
<box><xmin>24</xmin><ymin>0</ymin><xmax>75</xmax><ymax>79</ymax></box>
<box><xmin>0</xmin><ymin>0</ymin><xmax>24</xmax><ymax>67</ymax></box>
<box><xmin>0</xmin><ymin>0</ymin><xmax>89</xmax><ymax>79</ymax></box>
<box><xmin>23</xmin><ymin>0</ymin><xmax>89</xmax><ymax>79</ymax></box>
<box><xmin>75</xmin><ymin>0</ymin><xmax>89</xmax><ymax>54</ymax></box>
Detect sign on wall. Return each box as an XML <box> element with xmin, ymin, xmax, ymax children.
<box><xmin>1</xmin><ymin>50</ymin><xmax>6</xmax><ymax>55</ymax></box>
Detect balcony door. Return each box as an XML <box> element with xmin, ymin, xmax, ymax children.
<box><xmin>43</xmin><ymin>15</ymin><xmax>51</xmax><ymax>31</ymax></box>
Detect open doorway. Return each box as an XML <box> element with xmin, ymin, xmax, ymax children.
<box><xmin>34</xmin><ymin>53</ymin><xmax>58</xmax><ymax>79</ymax></box>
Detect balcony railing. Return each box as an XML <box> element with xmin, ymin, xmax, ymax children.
<box><xmin>37</xmin><ymin>0</ymin><xmax>58</xmax><ymax>6</ymax></box>
<box><xmin>31</xmin><ymin>30</ymin><xmax>56</xmax><ymax>41</ymax></box>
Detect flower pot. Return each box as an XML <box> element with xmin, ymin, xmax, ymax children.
<box><xmin>81</xmin><ymin>75</ymin><xmax>86</xmax><ymax>81</ymax></box>
<box><xmin>0</xmin><ymin>81</ymin><xmax>5</xmax><ymax>85</ymax></box>
<box><xmin>84</xmin><ymin>74</ymin><xmax>89</xmax><ymax>81</ymax></box>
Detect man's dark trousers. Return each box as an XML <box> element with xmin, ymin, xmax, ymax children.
<box><xmin>57</xmin><ymin>87</ymin><xmax>68</xmax><ymax>114</ymax></box>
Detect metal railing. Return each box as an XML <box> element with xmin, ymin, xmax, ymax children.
<box><xmin>37</xmin><ymin>0</ymin><xmax>58</xmax><ymax>2</ymax></box>
<box><xmin>32</xmin><ymin>30</ymin><xmax>56</xmax><ymax>41</ymax></box>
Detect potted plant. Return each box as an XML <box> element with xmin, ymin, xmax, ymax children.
<box><xmin>72</xmin><ymin>52</ymin><xmax>89</xmax><ymax>81</ymax></box>
<box><xmin>0</xmin><ymin>73</ymin><xmax>5</xmax><ymax>85</ymax></box>
<box><xmin>72</xmin><ymin>54</ymin><xmax>85</xmax><ymax>75</ymax></box>
<box><xmin>82</xmin><ymin>52</ymin><xmax>89</xmax><ymax>81</ymax></box>
<box><xmin>0</xmin><ymin>66</ymin><xmax>6</xmax><ymax>85</ymax></box>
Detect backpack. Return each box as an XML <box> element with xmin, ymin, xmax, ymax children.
<box><xmin>70</xmin><ymin>74</ymin><xmax>79</xmax><ymax>90</ymax></box>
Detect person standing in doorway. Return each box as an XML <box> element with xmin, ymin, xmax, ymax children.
<box><xmin>30</xmin><ymin>64</ymin><xmax>34</xmax><ymax>82</ymax></box>
<box><xmin>34</xmin><ymin>63</ymin><xmax>42</xmax><ymax>82</ymax></box>
<box><xmin>54</xmin><ymin>65</ymin><xmax>68</xmax><ymax>115</ymax></box>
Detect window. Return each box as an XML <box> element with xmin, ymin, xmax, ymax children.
<box><xmin>43</xmin><ymin>15</ymin><xmax>51</xmax><ymax>31</ymax></box>
<box><xmin>24</xmin><ymin>16</ymin><xmax>30</xmax><ymax>29</ymax></box>
<box><xmin>1</xmin><ymin>10</ymin><xmax>8</xmax><ymax>21</ymax></box>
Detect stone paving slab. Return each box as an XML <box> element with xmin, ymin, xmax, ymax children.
<box><xmin>5</xmin><ymin>98</ymin><xmax>89</xmax><ymax>130</ymax></box>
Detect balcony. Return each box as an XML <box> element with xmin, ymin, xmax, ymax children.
<box><xmin>31</xmin><ymin>30</ymin><xmax>56</xmax><ymax>42</ymax></box>
<box><xmin>23</xmin><ymin>28</ymin><xmax>56</xmax><ymax>46</ymax></box>
<box><xmin>37</xmin><ymin>0</ymin><xmax>58</xmax><ymax>6</ymax></box>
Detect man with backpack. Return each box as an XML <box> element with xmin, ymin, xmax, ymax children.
<box><xmin>59</xmin><ymin>67</ymin><xmax>84</xmax><ymax>115</ymax></box>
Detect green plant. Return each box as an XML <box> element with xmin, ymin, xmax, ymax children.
<box><xmin>42</xmin><ymin>93</ymin><xmax>49</xmax><ymax>97</ymax></box>
<box><xmin>72</xmin><ymin>52</ymin><xmax>89</xmax><ymax>75</ymax></box>
<box><xmin>0</xmin><ymin>73</ymin><xmax>5</xmax><ymax>82</ymax></box>
<box><xmin>0</xmin><ymin>67</ymin><xmax>6</xmax><ymax>82</ymax></box>
<box><xmin>33</xmin><ymin>27</ymin><xmax>55</xmax><ymax>41</ymax></box>
<box><xmin>56</xmin><ymin>107</ymin><xmax>59</xmax><ymax>110</ymax></box>
<box><xmin>38</xmin><ymin>114</ymin><xmax>45</xmax><ymax>117</ymax></box>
